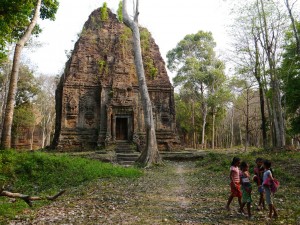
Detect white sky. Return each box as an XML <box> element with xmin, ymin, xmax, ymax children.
<box><xmin>26</xmin><ymin>0</ymin><xmax>231</xmax><ymax>79</ymax></box>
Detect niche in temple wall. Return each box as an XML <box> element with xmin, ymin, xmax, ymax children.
<box><xmin>65</xmin><ymin>95</ymin><xmax>78</xmax><ymax>128</ymax></box>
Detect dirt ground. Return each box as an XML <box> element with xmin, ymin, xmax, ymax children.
<box><xmin>9</xmin><ymin>161</ymin><xmax>283</xmax><ymax>225</ymax></box>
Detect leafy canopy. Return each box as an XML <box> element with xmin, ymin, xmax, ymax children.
<box><xmin>281</xmin><ymin>22</ymin><xmax>300</xmax><ymax>135</ymax></box>
<box><xmin>0</xmin><ymin>0</ymin><xmax>59</xmax><ymax>63</ymax></box>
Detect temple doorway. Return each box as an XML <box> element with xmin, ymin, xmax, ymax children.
<box><xmin>116</xmin><ymin>117</ymin><xmax>128</xmax><ymax>140</ymax></box>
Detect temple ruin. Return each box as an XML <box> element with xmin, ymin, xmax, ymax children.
<box><xmin>52</xmin><ymin>7</ymin><xmax>181</xmax><ymax>151</ymax></box>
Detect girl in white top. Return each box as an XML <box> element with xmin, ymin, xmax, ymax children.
<box><xmin>263</xmin><ymin>160</ymin><xmax>278</xmax><ymax>219</ymax></box>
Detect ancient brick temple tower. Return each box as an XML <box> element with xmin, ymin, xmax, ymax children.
<box><xmin>52</xmin><ymin>8</ymin><xmax>181</xmax><ymax>151</ymax></box>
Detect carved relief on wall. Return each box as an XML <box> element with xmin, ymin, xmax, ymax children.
<box><xmin>80</xmin><ymin>92</ymin><xmax>97</xmax><ymax>127</ymax></box>
<box><xmin>65</xmin><ymin>93</ymin><xmax>79</xmax><ymax>128</ymax></box>
<box><xmin>111</xmin><ymin>77</ymin><xmax>133</xmax><ymax>106</ymax></box>
<box><xmin>159</xmin><ymin>95</ymin><xmax>171</xmax><ymax>128</ymax></box>
<box><xmin>67</xmin><ymin>97</ymin><xmax>78</xmax><ymax>115</ymax></box>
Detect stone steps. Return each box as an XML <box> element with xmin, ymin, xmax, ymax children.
<box><xmin>115</xmin><ymin>141</ymin><xmax>140</xmax><ymax>165</ymax></box>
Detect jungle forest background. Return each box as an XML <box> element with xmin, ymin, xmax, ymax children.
<box><xmin>1</xmin><ymin>0</ymin><xmax>300</xmax><ymax>151</ymax></box>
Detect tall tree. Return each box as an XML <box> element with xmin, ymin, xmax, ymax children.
<box><xmin>122</xmin><ymin>0</ymin><xmax>161</xmax><ymax>166</ymax></box>
<box><xmin>0</xmin><ymin>0</ymin><xmax>59</xmax><ymax>149</ymax></box>
<box><xmin>206</xmin><ymin>60</ymin><xmax>230</xmax><ymax>149</ymax></box>
<box><xmin>8</xmin><ymin>63</ymin><xmax>41</xmax><ymax>149</ymax></box>
<box><xmin>231</xmin><ymin>77</ymin><xmax>259</xmax><ymax>151</ymax></box>
<box><xmin>256</xmin><ymin>0</ymin><xmax>287</xmax><ymax>148</ymax></box>
<box><xmin>35</xmin><ymin>75</ymin><xmax>56</xmax><ymax>147</ymax></box>
<box><xmin>0</xmin><ymin>60</ymin><xmax>11</xmax><ymax>138</ymax></box>
<box><xmin>230</xmin><ymin>1</ymin><xmax>269</xmax><ymax>148</ymax></box>
<box><xmin>230</xmin><ymin>0</ymin><xmax>288</xmax><ymax>149</ymax></box>
<box><xmin>167</xmin><ymin>31</ymin><xmax>228</xmax><ymax>149</ymax></box>
<box><xmin>281</xmin><ymin>22</ymin><xmax>300</xmax><ymax>142</ymax></box>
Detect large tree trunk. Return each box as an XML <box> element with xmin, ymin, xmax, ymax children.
<box><xmin>239</xmin><ymin>121</ymin><xmax>243</xmax><ymax>147</ymax></box>
<box><xmin>201</xmin><ymin>104</ymin><xmax>207</xmax><ymax>149</ymax></box>
<box><xmin>212</xmin><ymin>109</ymin><xmax>216</xmax><ymax>150</ymax></box>
<box><xmin>257</xmin><ymin>0</ymin><xmax>285</xmax><ymax>148</ymax></box>
<box><xmin>253</xmin><ymin>34</ymin><xmax>268</xmax><ymax>149</ymax></box>
<box><xmin>245</xmin><ymin>88</ymin><xmax>250</xmax><ymax>151</ymax></box>
<box><xmin>0</xmin><ymin>0</ymin><xmax>42</xmax><ymax>149</ymax></box>
<box><xmin>0</xmin><ymin>64</ymin><xmax>9</xmax><ymax>139</ymax></box>
<box><xmin>192</xmin><ymin>99</ymin><xmax>196</xmax><ymax>149</ymax></box>
<box><xmin>122</xmin><ymin>0</ymin><xmax>161</xmax><ymax>166</ymax></box>
<box><xmin>200</xmin><ymin>85</ymin><xmax>207</xmax><ymax>149</ymax></box>
<box><xmin>230</xmin><ymin>107</ymin><xmax>234</xmax><ymax>148</ymax></box>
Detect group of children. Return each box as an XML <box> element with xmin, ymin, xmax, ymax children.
<box><xmin>225</xmin><ymin>157</ymin><xmax>278</xmax><ymax>219</ymax></box>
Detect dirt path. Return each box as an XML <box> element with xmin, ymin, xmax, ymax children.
<box><xmin>10</xmin><ymin>161</ymin><xmax>260</xmax><ymax>225</ymax></box>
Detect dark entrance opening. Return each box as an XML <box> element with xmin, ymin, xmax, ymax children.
<box><xmin>116</xmin><ymin>117</ymin><xmax>128</xmax><ymax>140</ymax></box>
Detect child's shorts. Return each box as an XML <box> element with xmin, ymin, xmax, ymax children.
<box><xmin>230</xmin><ymin>182</ymin><xmax>242</xmax><ymax>197</ymax></box>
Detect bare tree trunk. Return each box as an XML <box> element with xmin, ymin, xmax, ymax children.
<box><xmin>42</xmin><ymin>129</ymin><xmax>46</xmax><ymax>148</ymax></box>
<box><xmin>192</xmin><ymin>99</ymin><xmax>196</xmax><ymax>149</ymax></box>
<box><xmin>30</xmin><ymin>125</ymin><xmax>36</xmax><ymax>150</ymax></box>
<box><xmin>239</xmin><ymin>121</ymin><xmax>243</xmax><ymax>147</ymax></box>
<box><xmin>0</xmin><ymin>0</ymin><xmax>42</xmax><ymax>149</ymax></box>
<box><xmin>253</xmin><ymin>33</ymin><xmax>268</xmax><ymax>149</ymax></box>
<box><xmin>201</xmin><ymin>84</ymin><xmax>207</xmax><ymax>149</ymax></box>
<box><xmin>0</xmin><ymin>65</ymin><xmax>9</xmax><ymax>139</ymax></box>
<box><xmin>257</xmin><ymin>0</ymin><xmax>285</xmax><ymax>148</ymax></box>
<box><xmin>230</xmin><ymin>107</ymin><xmax>234</xmax><ymax>148</ymax></box>
<box><xmin>212</xmin><ymin>109</ymin><xmax>216</xmax><ymax>150</ymax></box>
<box><xmin>245</xmin><ymin>89</ymin><xmax>250</xmax><ymax>151</ymax></box>
<box><xmin>122</xmin><ymin>0</ymin><xmax>161</xmax><ymax>166</ymax></box>
<box><xmin>201</xmin><ymin>105</ymin><xmax>207</xmax><ymax>149</ymax></box>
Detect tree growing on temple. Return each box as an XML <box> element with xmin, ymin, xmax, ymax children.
<box><xmin>122</xmin><ymin>0</ymin><xmax>161</xmax><ymax>166</ymax></box>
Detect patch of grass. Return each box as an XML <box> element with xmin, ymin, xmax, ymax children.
<box><xmin>0</xmin><ymin>149</ymin><xmax>142</xmax><ymax>222</ymax></box>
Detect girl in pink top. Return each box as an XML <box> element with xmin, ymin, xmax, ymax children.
<box><xmin>226</xmin><ymin>157</ymin><xmax>242</xmax><ymax>211</ymax></box>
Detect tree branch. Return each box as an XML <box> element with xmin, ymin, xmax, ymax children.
<box><xmin>0</xmin><ymin>189</ymin><xmax>66</xmax><ymax>207</ymax></box>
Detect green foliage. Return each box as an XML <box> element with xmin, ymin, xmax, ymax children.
<box><xmin>12</xmin><ymin>104</ymin><xmax>36</xmax><ymax>136</ymax></box>
<box><xmin>144</xmin><ymin>56</ymin><xmax>158</xmax><ymax>79</ymax></box>
<box><xmin>0</xmin><ymin>0</ymin><xmax>59</xmax><ymax>63</ymax></box>
<box><xmin>167</xmin><ymin>30</ymin><xmax>216</xmax><ymax>73</ymax></box>
<box><xmin>120</xmin><ymin>27</ymin><xmax>132</xmax><ymax>42</ymax></box>
<box><xmin>281</xmin><ymin>22</ymin><xmax>300</xmax><ymax>136</ymax></box>
<box><xmin>15</xmin><ymin>64</ymin><xmax>40</xmax><ymax>106</ymax></box>
<box><xmin>100</xmin><ymin>2</ymin><xmax>109</xmax><ymax>21</ymax></box>
<box><xmin>98</xmin><ymin>59</ymin><xmax>108</xmax><ymax>75</ymax></box>
<box><xmin>140</xmin><ymin>28</ymin><xmax>151</xmax><ymax>53</ymax></box>
<box><xmin>175</xmin><ymin>93</ymin><xmax>200</xmax><ymax>135</ymax></box>
<box><xmin>119</xmin><ymin>27</ymin><xmax>132</xmax><ymax>56</ymax></box>
<box><xmin>0</xmin><ymin>150</ymin><xmax>142</xmax><ymax>219</ymax></box>
<box><xmin>168</xmin><ymin>31</ymin><xmax>230</xmax><ymax>146</ymax></box>
<box><xmin>117</xmin><ymin>1</ymin><xmax>123</xmax><ymax>22</ymax></box>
